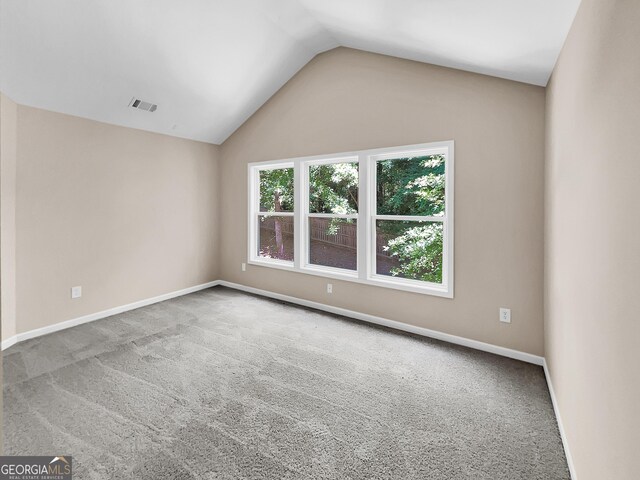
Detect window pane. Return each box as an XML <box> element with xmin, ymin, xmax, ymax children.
<box><xmin>309</xmin><ymin>217</ymin><xmax>357</xmax><ymax>271</ymax></box>
<box><xmin>309</xmin><ymin>162</ymin><xmax>359</xmax><ymax>214</ymax></box>
<box><xmin>260</xmin><ymin>168</ymin><xmax>294</xmax><ymax>212</ymax></box>
<box><xmin>258</xmin><ymin>215</ymin><xmax>294</xmax><ymax>261</ymax></box>
<box><xmin>376</xmin><ymin>220</ymin><xmax>443</xmax><ymax>283</ymax></box>
<box><xmin>376</xmin><ymin>155</ymin><xmax>445</xmax><ymax>216</ymax></box>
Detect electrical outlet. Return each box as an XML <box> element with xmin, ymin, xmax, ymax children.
<box><xmin>499</xmin><ymin>308</ymin><xmax>511</xmax><ymax>323</ymax></box>
<box><xmin>241</xmin><ymin>263</ymin><xmax>246</xmax><ymax>272</ymax></box>
<box><xmin>71</xmin><ymin>286</ymin><xmax>82</xmax><ymax>299</ymax></box>
<box><xmin>327</xmin><ymin>283</ymin><xmax>333</xmax><ymax>294</ymax></box>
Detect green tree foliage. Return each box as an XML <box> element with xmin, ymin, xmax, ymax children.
<box><xmin>309</xmin><ymin>163</ymin><xmax>359</xmax><ymax>214</ymax></box>
<box><xmin>376</xmin><ymin>155</ymin><xmax>445</xmax><ymax>283</ymax></box>
<box><xmin>376</xmin><ymin>155</ymin><xmax>445</xmax><ymax>217</ymax></box>
<box><xmin>259</xmin><ymin>168</ymin><xmax>294</xmax><ymax>212</ymax></box>
<box><xmin>309</xmin><ymin>162</ymin><xmax>358</xmax><ymax>234</ymax></box>
<box><xmin>382</xmin><ymin>222</ymin><xmax>443</xmax><ymax>283</ymax></box>
<box><xmin>259</xmin><ymin>168</ymin><xmax>294</xmax><ymax>258</ymax></box>
<box><xmin>258</xmin><ymin>155</ymin><xmax>445</xmax><ymax>283</ymax></box>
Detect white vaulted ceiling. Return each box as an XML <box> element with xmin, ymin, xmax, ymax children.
<box><xmin>0</xmin><ymin>0</ymin><xmax>581</xmax><ymax>144</ymax></box>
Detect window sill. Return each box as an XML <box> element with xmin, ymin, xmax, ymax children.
<box><xmin>247</xmin><ymin>258</ymin><xmax>453</xmax><ymax>298</ymax></box>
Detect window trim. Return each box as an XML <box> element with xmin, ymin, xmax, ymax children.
<box><xmin>301</xmin><ymin>156</ymin><xmax>359</xmax><ymax>275</ymax></box>
<box><xmin>247</xmin><ymin>141</ymin><xmax>454</xmax><ymax>298</ymax></box>
<box><xmin>248</xmin><ymin>161</ymin><xmax>295</xmax><ymax>269</ymax></box>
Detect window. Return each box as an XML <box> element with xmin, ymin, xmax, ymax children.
<box><xmin>250</xmin><ymin>164</ymin><xmax>295</xmax><ymax>264</ymax></box>
<box><xmin>372</xmin><ymin>152</ymin><xmax>446</xmax><ymax>285</ymax></box>
<box><xmin>304</xmin><ymin>158</ymin><xmax>359</xmax><ymax>273</ymax></box>
<box><xmin>248</xmin><ymin>141</ymin><xmax>453</xmax><ymax>297</ymax></box>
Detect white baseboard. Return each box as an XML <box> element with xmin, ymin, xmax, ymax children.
<box><xmin>3</xmin><ymin>278</ymin><xmax>571</xmax><ymax>476</ymax></box>
<box><xmin>3</xmin><ymin>278</ymin><xmax>545</xmax><ymax>368</ymax></box>
<box><xmin>1</xmin><ymin>280</ymin><xmax>221</xmax><ymax>351</ymax></box>
<box><xmin>217</xmin><ymin>280</ymin><xmax>544</xmax><ymax>366</ymax></box>
<box><xmin>1</xmin><ymin>335</ymin><xmax>18</xmax><ymax>351</ymax></box>
<box><xmin>543</xmin><ymin>360</ymin><xmax>577</xmax><ymax>479</ymax></box>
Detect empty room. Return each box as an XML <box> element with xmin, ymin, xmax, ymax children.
<box><xmin>0</xmin><ymin>0</ymin><xmax>638</xmax><ymax>479</ymax></box>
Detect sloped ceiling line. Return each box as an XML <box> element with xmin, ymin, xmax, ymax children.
<box><xmin>0</xmin><ymin>0</ymin><xmax>581</xmax><ymax>144</ymax></box>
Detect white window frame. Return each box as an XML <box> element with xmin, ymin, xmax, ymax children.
<box><xmin>301</xmin><ymin>156</ymin><xmax>360</xmax><ymax>278</ymax></box>
<box><xmin>248</xmin><ymin>161</ymin><xmax>296</xmax><ymax>269</ymax></box>
<box><xmin>248</xmin><ymin>141</ymin><xmax>454</xmax><ymax>298</ymax></box>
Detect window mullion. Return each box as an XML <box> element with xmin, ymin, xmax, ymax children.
<box><xmin>308</xmin><ymin>213</ymin><xmax>358</xmax><ymax>219</ymax></box>
<box><xmin>373</xmin><ymin>214</ymin><xmax>445</xmax><ymax>222</ymax></box>
<box><xmin>257</xmin><ymin>211</ymin><xmax>295</xmax><ymax>217</ymax></box>
<box><xmin>294</xmin><ymin>160</ymin><xmax>303</xmax><ymax>270</ymax></box>
<box><xmin>358</xmin><ymin>154</ymin><xmax>369</xmax><ymax>281</ymax></box>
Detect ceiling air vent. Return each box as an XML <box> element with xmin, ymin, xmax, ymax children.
<box><xmin>129</xmin><ymin>97</ymin><xmax>157</xmax><ymax>112</ymax></box>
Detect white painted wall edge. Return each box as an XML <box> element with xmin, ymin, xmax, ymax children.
<box><xmin>0</xmin><ymin>280</ymin><xmax>221</xmax><ymax>350</ymax></box>
<box><xmin>218</xmin><ymin>280</ymin><xmax>544</xmax><ymax>366</ymax></box>
<box><xmin>543</xmin><ymin>360</ymin><xmax>577</xmax><ymax>480</ymax></box>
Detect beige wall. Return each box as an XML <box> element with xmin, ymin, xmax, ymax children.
<box><xmin>220</xmin><ymin>48</ymin><xmax>546</xmax><ymax>356</ymax></box>
<box><xmin>1</xmin><ymin>93</ymin><xmax>18</xmax><ymax>341</ymax></box>
<box><xmin>14</xmin><ymin>106</ymin><xmax>220</xmax><ymax>334</ymax></box>
<box><xmin>545</xmin><ymin>0</ymin><xmax>640</xmax><ymax>478</ymax></box>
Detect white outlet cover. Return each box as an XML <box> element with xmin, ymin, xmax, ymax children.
<box><xmin>499</xmin><ymin>308</ymin><xmax>511</xmax><ymax>323</ymax></box>
<box><xmin>71</xmin><ymin>286</ymin><xmax>82</xmax><ymax>299</ymax></box>
<box><xmin>241</xmin><ymin>263</ymin><xmax>246</xmax><ymax>272</ymax></box>
<box><xmin>327</xmin><ymin>283</ymin><xmax>333</xmax><ymax>294</ymax></box>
